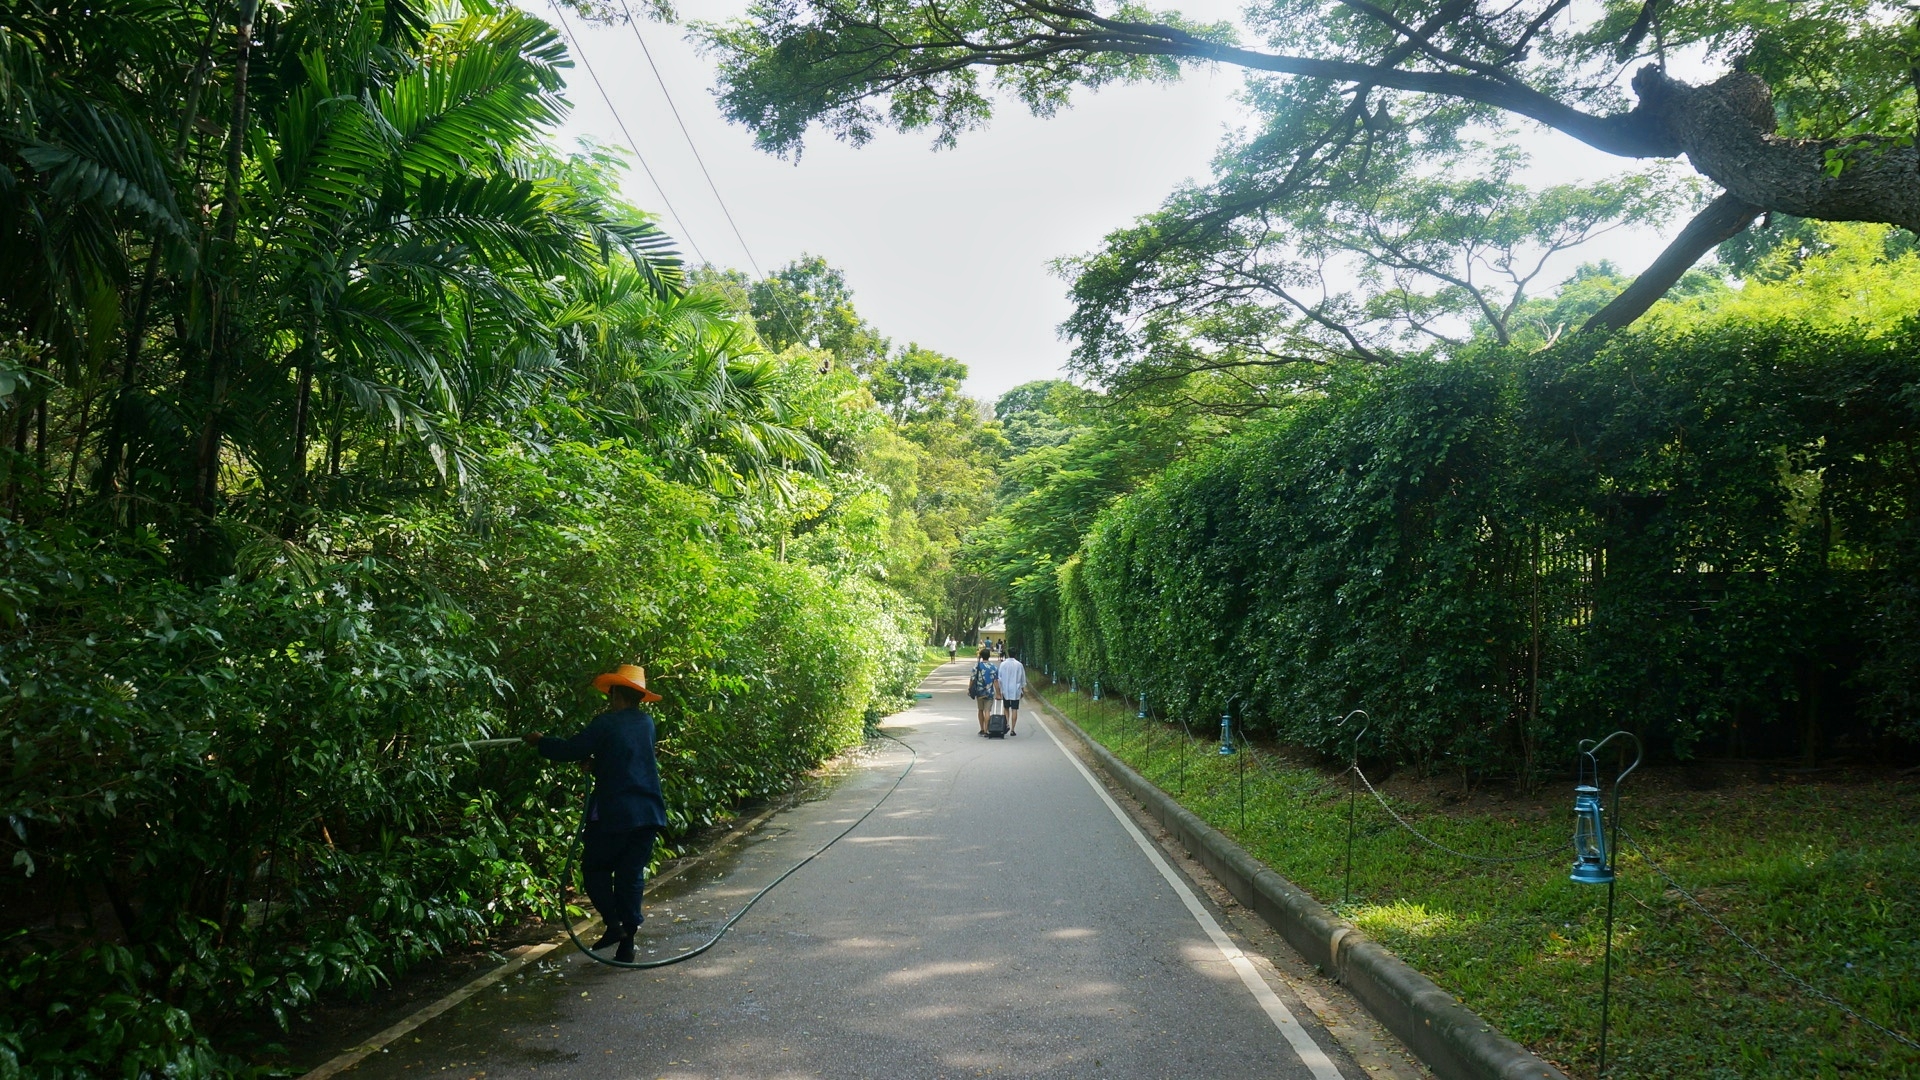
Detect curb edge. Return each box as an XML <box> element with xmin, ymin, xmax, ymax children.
<box><xmin>1037</xmin><ymin>692</ymin><xmax>1569</xmax><ymax>1080</ymax></box>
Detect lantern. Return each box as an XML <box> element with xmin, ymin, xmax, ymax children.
<box><xmin>1137</xmin><ymin>695</ymin><xmax>1147</xmax><ymax>720</ymax></box>
<box><xmin>1092</xmin><ymin>680</ymin><xmax>1101</xmax><ymax>701</ymax></box>
<box><xmin>1570</xmin><ymin>784</ymin><xmax>1611</xmax><ymax>885</ymax></box>
<box><xmin>1217</xmin><ymin>710</ymin><xmax>1237</xmax><ymax>756</ymax></box>
<box><xmin>1568</xmin><ymin>731</ymin><xmax>1642</xmax><ymax>1078</ymax></box>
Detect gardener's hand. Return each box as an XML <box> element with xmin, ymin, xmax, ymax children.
<box><xmin>523</xmin><ymin>732</ymin><xmax>543</xmax><ymax>746</ymax></box>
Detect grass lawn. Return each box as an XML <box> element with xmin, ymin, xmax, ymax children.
<box><xmin>1037</xmin><ymin>678</ymin><xmax>1920</xmax><ymax>1079</ymax></box>
<box><xmin>912</xmin><ymin>645</ymin><xmax>951</xmax><ymax>686</ymax></box>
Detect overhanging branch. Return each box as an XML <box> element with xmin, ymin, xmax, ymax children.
<box><xmin>1581</xmin><ymin>192</ymin><xmax>1760</xmax><ymax>333</ymax></box>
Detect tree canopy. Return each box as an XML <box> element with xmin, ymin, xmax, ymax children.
<box><xmin>699</xmin><ymin>0</ymin><xmax>1920</xmax><ymax>387</ymax></box>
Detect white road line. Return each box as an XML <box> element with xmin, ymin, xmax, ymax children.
<box><xmin>1037</xmin><ymin>708</ymin><xmax>1348</xmax><ymax>1080</ymax></box>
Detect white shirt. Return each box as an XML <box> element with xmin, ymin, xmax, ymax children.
<box><xmin>996</xmin><ymin>657</ymin><xmax>1026</xmax><ymax>700</ymax></box>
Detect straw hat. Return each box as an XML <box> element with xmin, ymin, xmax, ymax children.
<box><xmin>592</xmin><ymin>664</ymin><xmax>662</xmax><ymax>703</ymax></box>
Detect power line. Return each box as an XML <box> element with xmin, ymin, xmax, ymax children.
<box><xmin>615</xmin><ymin>0</ymin><xmax>766</xmax><ymax>280</ymax></box>
<box><xmin>561</xmin><ymin>4</ymin><xmax>820</xmax><ymax>371</ymax></box>
<box><xmin>613</xmin><ymin>2</ymin><xmax>821</xmax><ymax>371</ymax></box>
<box><xmin>548</xmin><ymin>2</ymin><xmax>712</xmax><ymax>267</ymax></box>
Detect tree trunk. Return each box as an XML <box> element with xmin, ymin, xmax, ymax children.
<box><xmin>193</xmin><ymin>0</ymin><xmax>258</xmax><ymax>518</ymax></box>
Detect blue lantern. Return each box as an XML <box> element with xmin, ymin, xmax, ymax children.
<box><xmin>1570</xmin><ymin>732</ymin><xmax>1640</xmax><ymax>885</ymax></box>
<box><xmin>1569</xmin><ymin>731</ymin><xmax>1643</xmax><ymax>1079</ymax></box>
<box><xmin>1137</xmin><ymin>695</ymin><xmax>1147</xmax><ymax>720</ymax></box>
<box><xmin>1570</xmin><ymin>784</ymin><xmax>1610</xmax><ymax>884</ymax></box>
<box><xmin>1218</xmin><ymin>709</ymin><xmax>1237</xmax><ymax>756</ymax></box>
<box><xmin>1092</xmin><ymin>680</ymin><xmax>1101</xmax><ymax>701</ymax></box>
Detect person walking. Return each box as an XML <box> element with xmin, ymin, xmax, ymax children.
<box><xmin>968</xmin><ymin>647</ymin><xmax>999</xmax><ymax>736</ymax></box>
<box><xmin>945</xmin><ymin>636</ymin><xmax>957</xmax><ymax>662</ymax></box>
<box><xmin>524</xmin><ymin>664</ymin><xmax>668</xmax><ymax>963</ymax></box>
<box><xmin>996</xmin><ymin>653</ymin><xmax>1027</xmax><ymax>736</ymax></box>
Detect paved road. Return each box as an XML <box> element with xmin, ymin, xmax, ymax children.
<box><xmin>342</xmin><ymin>662</ymin><xmax>1362</xmax><ymax>1079</ymax></box>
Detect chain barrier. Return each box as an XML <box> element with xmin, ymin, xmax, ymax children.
<box><xmin>1352</xmin><ymin>765</ymin><xmax>1568</xmax><ymax>865</ymax></box>
<box><xmin>1072</xmin><ymin>691</ymin><xmax>1913</xmax><ymax>1060</ymax></box>
<box><xmin>1618</xmin><ymin>827</ymin><xmax>1920</xmax><ymax>1053</ymax></box>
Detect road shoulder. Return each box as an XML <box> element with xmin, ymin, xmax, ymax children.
<box><xmin>1032</xmin><ymin>697</ymin><xmax>1434</xmax><ymax>1080</ymax></box>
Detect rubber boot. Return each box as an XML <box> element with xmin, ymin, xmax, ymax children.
<box><xmin>615</xmin><ymin>925</ymin><xmax>636</xmax><ymax>964</ymax></box>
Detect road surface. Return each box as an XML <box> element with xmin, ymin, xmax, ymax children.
<box><xmin>339</xmin><ymin>661</ymin><xmax>1369</xmax><ymax>1079</ymax></box>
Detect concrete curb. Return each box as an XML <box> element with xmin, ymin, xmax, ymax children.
<box><xmin>1036</xmin><ymin>691</ymin><xmax>1568</xmax><ymax>1080</ymax></box>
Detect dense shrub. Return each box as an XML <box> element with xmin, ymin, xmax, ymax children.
<box><xmin>1039</xmin><ymin>324</ymin><xmax>1920</xmax><ymax>776</ymax></box>
<box><xmin>0</xmin><ymin>442</ymin><xmax>921</xmax><ymax>1076</ymax></box>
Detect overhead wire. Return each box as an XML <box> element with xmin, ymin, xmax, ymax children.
<box><xmin>558</xmin><ymin>2</ymin><xmax>833</xmax><ymax>372</ymax></box>
<box><xmin>616</xmin><ymin>0</ymin><xmax>767</xmax><ymax>280</ymax></box>
<box><xmin>548</xmin><ymin>2</ymin><xmax>712</xmax><ymax>267</ymax></box>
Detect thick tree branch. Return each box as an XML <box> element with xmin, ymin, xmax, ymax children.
<box><xmin>1013</xmin><ymin>12</ymin><xmax>1679</xmax><ymax>157</ymax></box>
<box><xmin>1633</xmin><ymin>67</ymin><xmax>1920</xmax><ymax>233</ymax></box>
<box><xmin>1582</xmin><ymin>192</ymin><xmax>1761</xmax><ymax>332</ymax></box>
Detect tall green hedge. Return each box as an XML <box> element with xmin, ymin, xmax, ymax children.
<box><xmin>1043</xmin><ymin>323</ymin><xmax>1920</xmax><ymax>774</ymax></box>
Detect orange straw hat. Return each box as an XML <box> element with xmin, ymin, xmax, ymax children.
<box><xmin>592</xmin><ymin>663</ymin><xmax>662</xmax><ymax>703</ymax></box>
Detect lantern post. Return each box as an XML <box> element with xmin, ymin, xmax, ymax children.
<box><xmin>1218</xmin><ymin>695</ymin><xmax>1244</xmax><ymax>830</ymax></box>
<box><xmin>1572</xmin><ymin>731</ymin><xmax>1642</xmax><ymax>1078</ymax></box>
<box><xmin>1337</xmin><ymin>710</ymin><xmax>1370</xmax><ymax>906</ymax></box>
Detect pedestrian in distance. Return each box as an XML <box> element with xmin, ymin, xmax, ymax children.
<box><xmin>968</xmin><ymin>647</ymin><xmax>999</xmax><ymax>736</ymax></box>
<box><xmin>524</xmin><ymin>664</ymin><xmax>669</xmax><ymax>963</ymax></box>
<box><xmin>996</xmin><ymin>652</ymin><xmax>1027</xmax><ymax>736</ymax></box>
<box><xmin>946</xmin><ymin>636</ymin><xmax>957</xmax><ymax>662</ymax></box>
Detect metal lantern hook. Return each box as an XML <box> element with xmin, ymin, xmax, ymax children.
<box><xmin>1338</xmin><ymin>709</ymin><xmax>1371</xmax><ymax>906</ymax></box>
<box><xmin>1573</xmin><ymin>729</ymin><xmax>1642</xmax><ymax>1080</ymax></box>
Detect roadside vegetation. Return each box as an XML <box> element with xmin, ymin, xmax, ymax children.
<box><xmin>0</xmin><ymin>1</ymin><xmax>1003</xmax><ymax>1072</ymax></box>
<box><xmin>8</xmin><ymin>0</ymin><xmax>1920</xmax><ymax>1072</ymax></box>
<box><xmin>1045</xmin><ymin>684</ymin><xmax>1920</xmax><ymax>1079</ymax></box>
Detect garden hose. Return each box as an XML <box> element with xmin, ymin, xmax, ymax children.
<box><xmin>555</xmin><ymin>728</ymin><xmax>918</xmax><ymax>970</ymax></box>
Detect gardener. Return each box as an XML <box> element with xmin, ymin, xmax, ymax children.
<box><xmin>524</xmin><ymin>664</ymin><xmax>669</xmax><ymax>964</ymax></box>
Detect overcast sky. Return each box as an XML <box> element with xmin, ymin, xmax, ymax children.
<box><xmin>540</xmin><ymin>1</ymin><xmax>1677</xmax><ymax>403</ymax></box>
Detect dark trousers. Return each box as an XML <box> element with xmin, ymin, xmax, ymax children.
<box><xmin>582</xmin><ymin>826</ymin><xmax>658</xmax><ymax>933</ymax></box>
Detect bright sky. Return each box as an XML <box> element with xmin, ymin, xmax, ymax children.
<box><xmin>542</xmin><ymin>1</ymin><xmax>1678</xmax><ymax>402</ymax></box>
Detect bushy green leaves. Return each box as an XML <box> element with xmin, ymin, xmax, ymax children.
<box><xmin>0</xmin><ymin>435</ymin><xmax>923</xmax><ymax>1074</ymax></box>
<box><xmin>1039</xmin><ymin>323</ymin><xmax>1920</xmax><ymax>774</ymax></box>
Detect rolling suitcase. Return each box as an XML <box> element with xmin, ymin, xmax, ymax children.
<box><xmin>986</xmin><ymin>708</ymin><xmax>1009</xmax><ymax>738</ymax></box>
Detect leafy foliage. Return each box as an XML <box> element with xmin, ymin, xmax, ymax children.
<box><xmin>0</xmin><ymin>3</ymin><xmax>936</xmax><ymax>1074</ymax></box>
<box><xmin>1027</xmin><ymin>321</ymin><xmax>1920</xmax><ymax>777</ymax></box>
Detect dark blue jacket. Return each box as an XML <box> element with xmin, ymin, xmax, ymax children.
<box><xmin>538</xmin><ymin>707</ymin><xmax>669</xmax><ymax>832</ymax></box>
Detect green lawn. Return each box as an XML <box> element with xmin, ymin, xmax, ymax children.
<box><xmin>912</xmin><ymin>645</ymin><xmax>951</xmax><ymax>686</ymax></box>
<box><xmin>1038</xmin><ymin>680</ymin><xmax>1920</xmax><ymax>1079</ymax></box>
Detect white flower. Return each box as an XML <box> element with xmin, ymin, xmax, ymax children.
<box><xmin>330</xmin><ymin>582</ymin><xmax>349</xmax><ymax>597</ymax></box>
<box><xmin>305</xmin><ymin>649</ymin><xmax>326</xmax><ymax>665</ymax></box>
<box><xmin>357</xmin><ymin>599</ymin><xmax>374</xmax><ymax>612</ymax></box>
